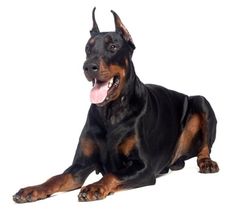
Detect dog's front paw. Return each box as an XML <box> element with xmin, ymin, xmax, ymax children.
<box><xmin>13</xmin><ymin>185</ymin><xmax>49</xmax><ymax>203</ymax></box>
<box><xmin>78</xmin><ymin>184</ymin><xmax>112</xmax><ymax>202</ymax></box>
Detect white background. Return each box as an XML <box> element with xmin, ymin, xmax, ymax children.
<box><xmin>0</xmin><ymin>0</ymin><xmax>235</xmax><ymax>209</ymax></box>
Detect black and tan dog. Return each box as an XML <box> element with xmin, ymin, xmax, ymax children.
<box><xmin>13</xmin><ymin>8</ymin><xmax>219</xmax><ymax>203</ymax></box>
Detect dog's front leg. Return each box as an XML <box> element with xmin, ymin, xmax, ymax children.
<box><xmin>13</xmin><ymin>164</ymin><xmax>95</xmax><ymax>203</ymax></box>
<box><xmin>13</xmin><ymin>121</ymin><xmax>101</xmax><ymax>204</ymax></box>
<box><xmin>78</xmin><ymin>165</ymin><xmax>155</xmax><ymax>201</ymax></box>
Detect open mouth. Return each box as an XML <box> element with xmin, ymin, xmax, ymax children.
<box><xmin>90</xmin><ymin>75</ymin><xmax>120</xmax><ymax>105</ymax></box>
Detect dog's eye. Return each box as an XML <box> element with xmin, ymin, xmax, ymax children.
<box><xmin>109</xmin><ymin>44</ymin><xmax>119</xmax><ymax>52</ymax></box>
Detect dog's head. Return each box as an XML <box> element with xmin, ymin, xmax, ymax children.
<box><xmin>83</xmin><ymin>8</ymin><xmax>135</xmax><ymax>107</ymax></box>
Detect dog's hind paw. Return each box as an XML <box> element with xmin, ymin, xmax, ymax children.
<box><xmin>198</xmin><ymin>158</ymin><xmax>219</xmax><ymax>173</ymax></box>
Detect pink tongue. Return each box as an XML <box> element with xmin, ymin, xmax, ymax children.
<box><xmin>90</xmin><ymin>81</ymin><xmax>109</xmax><ymax>104</ymax></box>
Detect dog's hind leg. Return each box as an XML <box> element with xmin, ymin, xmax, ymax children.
<box><xmin>190</xmin><ymin>96</ymin><xmax>219</xmax><ymax>173</ymax></box>
<box><xmin>171</xmin><ymin>96</ymin><xmax>219</xmax><ymax>173</ymax></box>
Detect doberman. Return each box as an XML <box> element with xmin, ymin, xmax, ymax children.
<box><xmin>13</xmin><ymin>8</ymin><xmax>219</xmax><ymax>203</ymax></box>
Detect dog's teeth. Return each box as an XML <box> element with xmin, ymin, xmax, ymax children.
<box><xmin>114</xmin><ymin>82</ymin><xmax>118</xmax><ymax>87</ymax></box>
<box><xmin>108</xmin><ymin>78</ymin><xmax>114</xmax><ymax>88</ymax></box>
<box><xmin>92</xmin><ymin>79</ymin><xmax>97</xmax><ymax>87</ymax></box>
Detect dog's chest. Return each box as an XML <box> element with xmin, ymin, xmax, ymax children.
<box><xmin>97</xmin><ymin>133</ymin><xmax>140</xmax><ymax>173</ymax></box>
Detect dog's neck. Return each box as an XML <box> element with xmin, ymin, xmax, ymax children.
<box><xmin>97</xmin><ymin>59</ymin><xmax>146</xmax><ymax>125</ymax></box>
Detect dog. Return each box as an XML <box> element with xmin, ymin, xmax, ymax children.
<box><xmin>13</xmin><ymin>8</ymin><xmax>219</xmax><ymax>203</ymax></box>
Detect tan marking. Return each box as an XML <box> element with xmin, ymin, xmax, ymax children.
<box><xmin>109</xmin><ymin>64</ymin><xmax>126</xmax><ymax>100</ymax></box>
<box><xmin>98</xmin><ymin>59</ymin><xmax>127</xmax><ymax>102</ymax></box>
<box><xmin>197</xmin><ymin>145</ymin><xmax>219</xmax><ymax>173</ymax></box>
<box><xmin>14</xmin><ymin>173</ymin><xmax>82</xmax><ymax>203</ymax></box>
<box><xmin>118</xmin><ymin>135</ymin><xmax>137</xmax><ymax>156</ymax></box>
<box><xmin>44</xmin><ymin>173</ymin><xmax>81</xmax><ymax>193</ymax></box>
<box><xmin>79</xmin><ymin>174</ymin><xmax>121</xmax><ymax>201</ymax></box>
<box><xmin>99</xmin><ymin>59</ymin><xmax>112</xmax><ymax>79</ymax></box>
<box><xmin>119</xmin><ymin>135</ymin><xmax>137</xmax><ymax>156</ymax></box>
<box><xmin>171</xmin><ymin>114</ymin><xmax>202</xmax><ymax>164</ymax></box>
<box><xmin>99</xmin><ymin>174</ymin><xmax>121</xmax><ymax>192</ymax></box>
<box><xmin>80</xmin><ymin>138</ymin><xmax>97</xmax><ymax>157</ymax></box>
<box><xmin>197</xmin><ymin>145</ymin><xmax>210</xmax><ymax>161</ymax></box>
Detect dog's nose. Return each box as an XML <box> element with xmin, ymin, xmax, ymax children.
<box><xmin>83</xmin><ymin>62</ymin><xmax>99</xmax><ymax>72</ymax></box>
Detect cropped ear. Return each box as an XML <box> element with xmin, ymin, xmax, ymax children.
<box><xmin>90</xmin><ymin>7</ymin><xmax>100</xmax><ymax>36</ymax></box>
<box><xmin>111</xmin><ymin>10</ymin><xmax>135</xmax><ymax>50</ymax></box>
